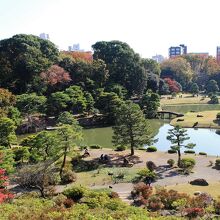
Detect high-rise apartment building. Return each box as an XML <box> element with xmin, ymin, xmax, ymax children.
<box><xmin>217</xmin><ymin>46</ymin><xmax>220</xmax><ymax>65</ymax></box>
<box><xmin>39</xmin><ymin>33</ymin><xmax>50</xmax><ymax>40</ymax></box>
<box><xmin>68</xmin><ymin>43</ymin><xmax>83</xmax><ymax>51</ymax></box>
<box><xmin>169</xmin><ymin>44</ymin><xmax>187</xmax><ymax>58</ymax></box>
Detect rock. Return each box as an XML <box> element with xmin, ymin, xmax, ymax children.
<box><xmin>190</xmin><ymin>179</ymin><xmax>209</xmax><ymax>186</ymax></box>
<box><xmin>194</xmin><ymin>191</ymin><xmax>202</xmax><ymax>196</ymax></box>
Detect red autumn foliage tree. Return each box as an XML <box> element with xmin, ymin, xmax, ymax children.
<box><xmin>40</xmin><ymin>65</ymin><xmax>71</xmax><ymax>86</ymax></box>
<box><xmin>0</xmin><ymin>153</ymin><xmax>14</xmax><ymax>204</ymax></box>
<box><xmin>164</xmin><ymin>78</ymin><xmax>182</xmax><ymax>93</ymax></box>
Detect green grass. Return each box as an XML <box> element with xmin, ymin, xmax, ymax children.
<box><xmin>75</xmin><ymin>167</ymin><xmax>140</xmax><ymax>186</ymax></box>
<box><xmin>170</xmin><ymin>110</ymin><xmax>220</xmax><ymax>128</ymax></box>
<box><xmin>166</xmin><ymin>182</ymin><xmax>220</xmax><ymax>198</ymax></box>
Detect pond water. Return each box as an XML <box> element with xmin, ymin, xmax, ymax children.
<box><xmin>82</xmin><ymin>120</ymin><xmax>220</xmax><ymax>156</ymax></box>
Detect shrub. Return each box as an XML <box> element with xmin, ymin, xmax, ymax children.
<box><xmin>168</xmin><ymin>149</ymin><xmax>177</xmax><ymax>154</ymax></box>
<box><xmin>147</xmin><ymin>195</ymin><xmax>164</xmax><ymax>211</ymax></box>
<box><xmin>190</xmin><ymin>192</ymin><xmax>213</xmax><ymax>208</ymax></box>
<box><xmin>61</xmin><ymin>169</ymin><xmax>77</xmax><ymax>184</ymax></box>
<box><xmin>89</xmin><ymin>144</ymin><xmax>102</xmax><ymax>149</ymax></box>
<box><xmin>155</xmin><ymin>188</ymin><xmax>190</xmax><ymax>210</ymax></box>
<box><xmin>190</xmin><ymin>179</ymin><xmax>209</xmax><ymax>186</ymax></box>
<box><xmin>115</xmin><ymin>145</ymin><xmax>126</xmax><ymax>151</ymax></box>
<box><xmin>209</xmin><ymin>95</ymin><xmax>219</xmax><ymax>104</ymax></box>
<box><xmin>184</xmin><ymin>150</ymin><xmax>195</xmax><ymax>154</ymax></box>
<box><xmin>146</xmin><ymin>146</ymin><xmax>157</xmax><ymax>152</ymax></box>
<box><xmin>179</xmin><ymin>158</ymin><xmax>195</xmax><ymax>171</ymax></box>
<box><xmin>146</xmin><ymin>161</ymin><xmax>157</xmax><ymax>171</ymax></box>
<box><xmin>63</xmin><ymin>186</ymin><xmax>87</xmax><ymax>202</ymax></box>
<box><xmin>184</xmin><ymin>207</ymin><xmax>205</xmax><ymax>218</ymax></box>
<box><xmin>109</xmin><ymin>192</ymin><xmax>119</xmax><ymax>199</ymax></box>
<box><xmin>214</xmin><ymin>196</ymin><xmax>220</xmax><ymax>214</ymax></box>
<box><xmin>215</xmin><ymin>159</ymin><xmax>220</xmax><ymax>169</ymax></box>
<box><xmin>217</xmin><ymin>113</ymin><xmax>220</xmax><ymax>120</ymax></box>
<box><xmin>131</xmin><ymin>182</ymin><xmax>153</xmax><ymax>202</ymax></box>
<box><xmin>137</xmin><ymin>168</ymin><xmax>156</xmax><ymax>181</ymax></box>
<box><xmin>199</xmin><ymin>152</ymin><xmax>207</xmax><ymax>156</ymax></box>
<box><xmin>53</xmin><ymin>194</ymin><xmax>67</xmax><ymax>206</ymax></box>
<box><xmin>63</xmin><ymin>198</ymin><xmax>74</xmax><ymax>208</ymax></box>
<box><xmin>167</xmin><ymin>159</ymin><xmax>175</xmax><ymax>167</ymax></box>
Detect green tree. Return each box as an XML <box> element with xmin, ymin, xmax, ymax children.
<box><xmin>190</xmin><ymin>83</ymin><xmax>199</xmax><ymax>96</ymax></box>
<box><xmin>112</xmin><ymin>101</ymin><xmax>153</xmax><ymax>155</ymax></box>
<box><xmin>140</xmin><ymin>91</ymin><xmax>160</xmax><ymax>118</ymax></box>
<box><xmin>16</xmin><ymin>93</ymin><xmax>47</xmax><ymax>115</ymax></box>
<box><xmin>57</xmin><ymin>115</ymin><xmax>82</xmax><ymax>177</ymax></box>
<box><xmin>47</xmin><ymin>91</ymin><xmax>70</xmax><ymax>116</ymax></box>
<box><xmin>0</xmin><ymin>34</ymin><xmax>59</xmax><ymax>93</ymax></box>
<box><xmin>167</xmin><ymin>125</ymin><xmax>195</xmax><ymax>167</ymax></box>
<box><xmin>0</xmin><ymin>117</ymin><xmax>16</xmax><ymax>148</ymax></box>
<box><xmin>29</xmin><ymin>131</ymin><xmax>60</xmax><ymax>161</ymax></box>
<box><xmin>206</xmin><ymin>79</ymin><xmax>219</xmax><ymax>94</ymax></box>
<box><xmin>92</xmin><ymin>41</ymin><xmax>147</xmax><ymax>95</ymax></box>
<box><xmin>142</xmin><ymin>58</ymin><xmax>161</xmax><ymax>76</ymax></box>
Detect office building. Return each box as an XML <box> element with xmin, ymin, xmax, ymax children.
<box><xmin>169</xmin><ymin>44</ymin><xmax>187</xmax><ymax>58</ymax></box>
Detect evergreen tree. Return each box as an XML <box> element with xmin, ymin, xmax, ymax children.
<box><xmin>112</xmin><ymin>101</ymin><xmax>153</xmax><ymax>155</ymax></box>
<box><xmin>167</xmin><ymin>125</ymin><xmax>195</xmax><ymax>167</ymax></box>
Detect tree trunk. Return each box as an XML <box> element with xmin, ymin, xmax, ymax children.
<box><xmin>60</xmin><ymin>146</ymin><xmax>68</xmax><ymax>177</ymax></box>
<box><xmin>177</xmin><ymin>150</ymin><xmax>181</xmax><ymax>167</ymax></box>
<box><xmin>130</xmin><ymin>144</ymin><xmax>134</xmax><ymax>156</ymax></box>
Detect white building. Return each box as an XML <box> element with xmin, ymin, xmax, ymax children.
<box><xmin>152</xmin><ymin>54</ymin><xmax>165</xmax><ymax>63</ymax></box>
<box><xmin>39</xmin><ymin>33</ymin><xmax>50</xmax><ymax>40</ymax></box>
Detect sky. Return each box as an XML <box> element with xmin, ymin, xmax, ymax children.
<box><xmin>0</xmin><ymin>0</ymin><xmax>220</xmax><ymax>58</ymax></box>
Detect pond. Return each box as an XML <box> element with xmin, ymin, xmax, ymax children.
<box><xmin>81</xmin><ymin>120</ymin><xmax>220</xmax><ymax>156</ymax></box>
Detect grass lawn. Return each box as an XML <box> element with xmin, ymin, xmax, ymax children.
<box><xmin>75</xmin><ymin>167</ymin><xmax>140</xmax><ymax>186</ymax></box>
<box><xmin>170</xmin><ymin>110</ymin><xmax>220</xmax><ymax>128</ymax></box>
<box><xmin>166</xmin><ymin>182</ymin><xmax>220</xmax><ymax>198</ymax></box>
<box><xmin>160</xmin><ymin>94</ymin><xmax>211</xmax><ymax>106</ymax></box>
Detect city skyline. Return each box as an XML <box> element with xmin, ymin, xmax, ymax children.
<box><xmin>1</xmin><ymin>0</ymin><xmax>220</xmax><ymax>58</ymax></box>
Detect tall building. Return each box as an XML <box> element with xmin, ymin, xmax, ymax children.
<box><xmin>169</xmin><ymin>44</ymin><xmax>187</xmax><ymax>58</ymax></box>
<box><xmin>217</xmin><ymin>47</ymin><xmax>220</xmax><ymax>65</ymax></box>
<box><xmin>68</xmin><ymin>43</ymin><xmax>83</xmax><ymax>52</ymax></box>
<box><xmin>152</xmin><ymin>54</ymin><xmax>165</xmax><ymax>63</ymax></box>
<box><xmin>39</xmin><ymin>33</ymin><xmax>50</xmax><ymax>40</ymax></box>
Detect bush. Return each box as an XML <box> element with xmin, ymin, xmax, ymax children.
<box><xmin>131</xmin><ymin>182</ymin><xmax>153</xmax><ymax>202</ymax></box>
<box><xmin>180</xmin><ymin>158</ymin><xmax>195</xmax><ymax>171</ymax></box>
<box><xmin>115</xmin><ymin>145</ymin><xmax>126</xmax><ymax>151</ymax></box>
<box><xmin>199</xmin><ymin>152</ymin><xmax>207</xmax><ymax>156</ymax></box>
<box><xmin>63</xmin><ymin>186</ymin><xmax>87</xmax><ymax>202</ymax></box>
<box><xmin>61</xmin><ymin>169</ymin><xmax>77</xmax><ymax>184</ymax></box>
<box><xmin>217</xmin><ymin>112</ymin><xmax>220</xmax><ymax>120</ymax></box>
<box><xmin>146</xmin><ymin>146</ymin><xmax>157</xmax><ymax>152</ymax></box>
<box><xmin>137</xmin><ymin>168</ymin><xmax>156</xmax><ymax>181</ymax></box>
<box><xmin>89</xmin><ymin>144</ymin><xmax>102</xmax><ymax>149</ymax></box>
<box><xmin>184</xmin><ymin>150</ymin><xmax>195</xmax><ymax>154</ymax></box>
<box><xmin>147</xmin><ymin>195</ymin><xmax>164</xmax><ymax>211</ymax></box>
<box><xmin>146</xmin><ymin>161</ymin><xmax>157</xmax><ymax>171</ymax></box>
<box><xmin>209</xmin><ymin>95</ymin><xmax>219</xmax><ymax>104</ymax></box>
<box><xmin>168</xmin><ymin>149</ymin><xmax>177</xmax><ymax>154</ymax></box>
<box><xmin>185</xmin><ymin>207</ymin><xmax>204</xmax><ymax>218</ymax></box>
<box><xmin>167</xmin><ymin>159</ymin><xmax>175</xmax><ymax>167</ymax></box>
<box><xmin>215</xmin><ymin>159</ymin><xmax>220</xmax><ymax>169</ymax></box>
<box><xmin>190</xmin><ymin>179</ymin><xmax>209</xmax><ymax>186</ymax></box>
